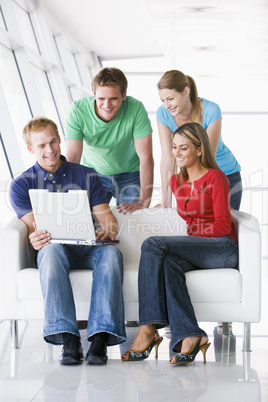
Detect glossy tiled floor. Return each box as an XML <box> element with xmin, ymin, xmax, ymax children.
<box><xmin>0</xmin><ymin>266</ymin><xmax>267</xmax><ymax>401</ymax></box>
<box><xmin>0</xmin><ymin>323</ymin><xmax>267</xmax><ymax>401</ymax></box>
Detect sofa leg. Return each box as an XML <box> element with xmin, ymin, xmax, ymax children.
<box><xmin>125</xmin><ymin>321</ymin><xmax>139</xmax><ymax>327</ymax></box>
<box><xmin>222</xmin><ymin>322</ymin><xmax>231</xmax><ymax>337</ymax></box>
<box><xmin>242</xmin><ymin>322</ymin><xmax>252</xmax><ymax>352</ymax></box>
<box><xmin>10</xmin><ymin>320</ymin><xmax>19</xmax><ymax>349</ymax></box>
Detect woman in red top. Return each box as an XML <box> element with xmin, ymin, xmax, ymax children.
<box><xmin>122</xmin><ymin>122</ymin><xmax>238</xmax><ymax>364</ymax></box>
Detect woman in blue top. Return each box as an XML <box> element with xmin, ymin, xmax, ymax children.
<box><xmin>156</xmin><ymin>70</ymin><xmax>242</xmax><ymax>210</ymax></box>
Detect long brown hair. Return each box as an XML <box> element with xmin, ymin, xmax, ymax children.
<box><xmin>157</xmin><ymin>70</ymin><xmax>201</xmax><ymax>123</ymax></box>
<box><xmin>173</xmin><ymin>122</ymin><xmax>219</xmax><ymax>182</ymax></box>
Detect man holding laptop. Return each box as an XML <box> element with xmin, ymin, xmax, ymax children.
<box><xmin>9</xmin><ymin>117</ymin><xmax>126</xmax><ymax>365</ymax></box>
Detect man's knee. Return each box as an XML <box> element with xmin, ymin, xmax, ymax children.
<box><xmin>37</xmin><ymin>244</ymin><xmax>67</xmax><ymax>277</ymax></box>
<box><xmin>38</xmin><ymin>243</ymin><xmax>63</xmax><ymax>261</ymax></box>
<box><xmin>99</xmin><ymin>246</ymin><xmax>123</xmax><ymax>275</ymax></box>
<box><xmin>109</xmin><ymin>246</ymin><xmax>123</xmax><ymax>267</ymax></box>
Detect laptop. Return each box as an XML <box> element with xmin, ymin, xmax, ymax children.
<box><xmin>29</xmin><ymin>189</ymin><xmax>119</xmax><ymax>246</ymax></box>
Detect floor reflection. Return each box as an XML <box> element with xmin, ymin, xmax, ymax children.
<box><xmin>3</xmin><ymin>322</ymin><xmax>263</xmax><ymax>401</ymax></box>
<box><xmin>42</xmin><ymin>365</ymin><xmax>83</xmax><ymax>401</ymax></box>
<box><xmin>119</xmin><ymin>325</ymin><xmax>261</xmax><ymax>402</ymax></box>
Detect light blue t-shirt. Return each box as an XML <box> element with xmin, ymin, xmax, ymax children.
<box><xmin>156</xmin><ymin>98</ymin><xmax>241</xmax><ymax>175</ymax></box>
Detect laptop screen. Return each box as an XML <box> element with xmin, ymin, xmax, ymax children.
<box><xmin>29</xmin><ymin>189</ymin><xmax>96</xmax><ymax>241</ymax></box>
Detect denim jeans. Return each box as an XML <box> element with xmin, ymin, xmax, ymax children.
<box><xmin>227</xmin><ymin>171</ymin><xmax>242</xmax><ymax>210</ymax></box>
<box><xmin>138</xmin><ymin>235</ymin><xmax>238</xmax><ymax>352</ymax></box>
<box><xmin>98</xmin><ymin>171</ymin><xmax>140</xmax><ymax>205</ymax></box>
<box><xmin>37</xmin><ymin>243</ymin><xmax>126</xmax><ymax>346</ymax></box>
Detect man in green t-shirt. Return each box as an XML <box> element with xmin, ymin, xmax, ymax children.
<box><xmin>65</xmin><ymin>67</ymin><xmax>154</xmax><ymax>214</ymax></box>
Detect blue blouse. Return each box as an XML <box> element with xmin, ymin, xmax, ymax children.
<box><xmin>156</xmin><ymin>97</ymin><xmax>241</xmax><ymax>175</ymax></box>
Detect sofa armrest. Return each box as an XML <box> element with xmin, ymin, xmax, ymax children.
<box><xmin>0</xmin><ymin>217</ymin><xmax>36</xmax><ymax>318</ymax></box>
<box><xmin>231</xmin><ymin>211</ymin><xmax>261</xmax><ymax>275</ymax></box>
<box><xmin>231</xmin><ymin>210</ymin><xmax>262</xmax><ymax>321</ymax></box>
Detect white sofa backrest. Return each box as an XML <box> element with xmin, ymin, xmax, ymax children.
<box><xmin>112</xmin><ymin>208</ymin><xmax>187</xmax><ymax>263</ymax></box>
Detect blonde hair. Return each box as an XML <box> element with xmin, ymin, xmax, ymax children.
<box><xmin>22</xmin><ymin>117</ymin><xmax>60</xmax><ymax>146</ymax></box>
<box><xmin>91</xmin><ymin>67</ymin><xmax>128</xmax><ymax>96</ymax></box>
<box><xmin>157</xmin><ymin>70</ymin><xmax>201</xmax><ymax>123</ymax></box>
<box><xmin>173</xmin><ymin>122</ymin><xmax>219</xmax><ymax>182</ymax></box>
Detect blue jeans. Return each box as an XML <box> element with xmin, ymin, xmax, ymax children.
<box><xmin>98</xmin><ymin>171</ymin><xmax>140</xmax><ymax>205</ymax></box>
<box><xmin>37</xmin><ymin>243</ymin><xmax>126</xmax><ymax>346</ymax></box>
<box><xmin>227</xmin><ymin>171</ymin><xmax>242</xmax><ymax>210</ymax></box>
<box><xmin>138</xmin><ymin>235</ymin><xmax>238</xmax><ymax>352</ymax></box>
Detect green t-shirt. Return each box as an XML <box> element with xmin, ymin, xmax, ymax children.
<box><xmin>65</xmin><ymin>96</ymin><xmax>152</xmax><ymax>175</ymax></box>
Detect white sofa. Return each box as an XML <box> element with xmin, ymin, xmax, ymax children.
<box><xmin>0</xmin><ymin>208</ymin><xmax>261</xmax><ymax>351</ymax></box>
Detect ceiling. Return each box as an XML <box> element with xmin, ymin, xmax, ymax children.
<box><xmin>41</xmin><ymin>0</ymin><xmax>268</xmax><ymax>111</ymax></box>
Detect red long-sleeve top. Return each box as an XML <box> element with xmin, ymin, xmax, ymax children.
<box><xmin>169</xmin><ymin>169</ymin><xmax>238</xmax><ymax>241</ymax></box>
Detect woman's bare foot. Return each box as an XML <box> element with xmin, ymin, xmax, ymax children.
<box><xmin>128</xmin><ymin>324</ymin><xmax>157</xmax><ymax>352</ymax></box>
<box><xmin>181</xmin><ymin>336</ymin><xmax>209</xmax><ymax>354</ymax></box>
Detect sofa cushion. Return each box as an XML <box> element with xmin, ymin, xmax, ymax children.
<box><xmin>18</xmin><ymin>265</ymin><xmax>242</xmax><ymax>306</ymax></box>
<box><xmin>17</xmin><ymin>268</ymin><xmax>92</xmax><ymax>302</ymax></box>
<box><xmin>186</xmin><ymin>269</ymin><xmax>242</xmax><ymax>303</ymax></box>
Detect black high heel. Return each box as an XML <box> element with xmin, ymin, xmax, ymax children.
<box><xmin>121</xmin><ymin>332</ymin><xmax>163</xmax><ymax>361</ymax></box>
<box><xmin>169</xmin><ymin>337</ymin><xmax>210</xmax><ymax>365</ymax></box>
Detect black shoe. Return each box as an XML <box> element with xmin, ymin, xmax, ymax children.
<box><xmin>85</xmin><ymin>333</ymin><xmax>108</xmax><ymax>365</ymax></box>
<box><xmin>59</xmin><ymin>333</ymin><xmax>83</xmax><ymax>365</ymax></box>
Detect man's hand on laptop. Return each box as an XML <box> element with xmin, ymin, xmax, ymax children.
<box><xmin>29</xmin><ymin>222</ymin><xmax>51</xmax><ymax>251</ymax></box>
<box><xmin>95</xmin><ymin>228</ymin><xmax>115</xmax><ymax>241</ymax></box>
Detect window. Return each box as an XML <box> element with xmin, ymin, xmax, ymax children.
<box><xmin>0</xmin><ymin>6</ymin><xmax>6</xmax><ymax>29</ymax></box>
<box><xmin>74</xmin><ymin>53</ymin><xmax>93</xmax><ymax>90</ymax></box>
<box><xmin>0</xmin><ymin>134</ymin><xmax>12</xmax><ymax>181</ymax></box>
<box><xmin>31</xmin><ymin>65</ymin><xmax>65</xmax><ymax>152</ymax></box>
<box><xmin>53</xmin><ymin>35</ymin><xmax>81</xmax><ymax>84</ymax></box>
<box><xmin>13</xmin><ymin>2</ymin><xmax>40</xmax><ymax>54</ymax></box>
<box><xmin>68</xmin><ymin>85</ymin><xmax>89</xmax><ymax>102</ymax></box>
<box><xmin>0</xmin><ymin>134</ymin><xmax>16</xmax><ymax>229</ymax></box>
<box><xmin>0</xmin><ymin>1</ymin><xmax>101</xmax><ymax>228</ymax></box>
<box><xmin>125</xmin><ymin>73</ymin><xmax>161</xmax><ymax>113</ymax></box>
<box><xmin>222</xmin><ymin>114</ymin><xmax>268</xmax><ymax>183</ymax></box>
<box><xmin>0</xmin><ymin>44</ymin><xmax>32</xmax><ymax>168</ymax></box>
